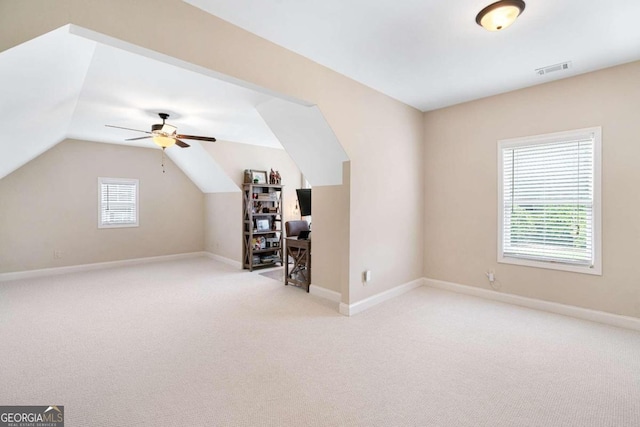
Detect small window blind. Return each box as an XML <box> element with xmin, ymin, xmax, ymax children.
<box><xmin>99</xmin><ymin>178</ymin><xmax>138</xmax><ymax>228</ymax></box>
<box><xmin>501</xmin><ymin>132</ymin><xmax>595</xmax><ymax>267</ymax></box>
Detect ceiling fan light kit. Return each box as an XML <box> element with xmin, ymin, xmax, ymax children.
<box><xmin>152</xmin><ymin>135</ymin><xmax>177</xmax><ymax>148</ymax></box>
<box><xmin>151</xmin><ymin>114</ymin><xmax>177</xmax><ymax>148</ymax></box>
<box><xmin>476</xmin><ymin>0</ymin><xmax>526</xmax><ymax>31</ymax></box>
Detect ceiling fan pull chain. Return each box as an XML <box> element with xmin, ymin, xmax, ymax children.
<box><xmin>161</xmin><ymin>147</ymin><xmax>166</xmax><ymax>173</ymax></box>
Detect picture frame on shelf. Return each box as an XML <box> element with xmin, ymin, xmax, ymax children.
<box><xmin>252</xmin><ymin>237</ymin><xmax>266</xmax><ymax>250</ymax></box>
<box><xmin>256</xmin><ymin>218</ymin><xmax>270</xmax><ymax>232</ymax></box>
<box><xmin>251</xmin><ymin>170</ymin><xmax>268</xmax><ymax>184</ymax></box>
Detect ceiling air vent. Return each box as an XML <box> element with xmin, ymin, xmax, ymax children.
<box><xmin>535</xmin><ymin>61</ymin><xmax>572</xmax><ymax>76</ymax></box>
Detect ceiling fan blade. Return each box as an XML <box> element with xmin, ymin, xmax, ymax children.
<box><xmin>176</xmin><ymin>134</ymin><xmax>217</xmax><ymax>142</ymax></box>
<box><xmin>125</xmin><ymin>136</ymin><xmax>153</xmax><ymax>141</ymax></box>
<box><xmin>105</xmin><ymin>124</ymin><xmax>151</xmax><ymax>134</ymax></box>
<box><xmin>174</xmin><ymin>138</ymin><xmax>190</xmax><ymax>148</ymax></box>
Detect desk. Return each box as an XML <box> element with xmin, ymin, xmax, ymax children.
<box><xmin>284</xmin><ymin>237</ymin><xmax>311</xmax><ymax>292</ymax></box>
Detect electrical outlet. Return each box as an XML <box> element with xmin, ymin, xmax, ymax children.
<box><xmin>54</xmin><ymin>250</ymin><xmax>63</xmax><ymax>259</ymax></box>
<box><xmin>363</xmin><ymin>270</ymin><xmax>371</xmax><ymax>284</ymax></box>
<box><xmin>485</xmin><ymin>270</ymin><xmax>501</xmax><ymax>290</ymax></box>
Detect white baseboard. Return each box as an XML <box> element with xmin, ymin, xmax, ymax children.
<box><xmin>309</xmin><ymin>284</ymin><xmax>341</xmax><ymax>303</ymax></box>
<box><xmin>203</xmin><ymin>252</ymin><xmax>242</xmax><ymax>269</ymax></box>
<box><xmin>425</xmin><ymin>278</ymin><xmax>640</xmax><ymax>332</ymax></box>
<box><xmin>339</xmin><ymin>278</ymin><xmax>425</xmax><ymax>316</ymax></box>
<box><xmin>0</xmin><ymin>252</ymin><xmax>207</xmax><ymax>282</ymax></box>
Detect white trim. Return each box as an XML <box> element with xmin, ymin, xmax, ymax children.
<box><xmin>592</xmin><ymin>127</ymin><xmax>603</xmax><ymax>274</ymax></box>
<box><xmin>309</xmin><ymin>284</ymin><xmax>341</xmax><ymax>303</ymax></box>
<box><xmin>0</xmin><ymin>252</ymin><xmax>206</xmax><ymax>282</ymax></box>
<box><xmin>498</xmin><ymin>127</ymin><xmax>600</xmax><ymax>148</ymax></box>
<box><xmin>203</xmin><ymin>252</ymin><xmax>242</xmax><ymax>269</ymax></box>
<box><xmin>424</xmin><ymin>277</ymin><xmax>640</xmax><ymax>332</ymax></box>
<box><xmin>98</xmin><ymin>177</ymin><xmax>139</xmax><ymax>229</ymax></box>
<box><xmin>496</xmin><ymin>256</ymin><xmax>600</xmax><ymax>275</ymax></box>
<box><xmin>497</xmin><ymin>126</ymin><xmax>602</xmax><ymax>276</ymax></box>
<box><xmin>339</xmin><ymin>278</ymin><xmax>425</xmax><ymax>316</ymax></box>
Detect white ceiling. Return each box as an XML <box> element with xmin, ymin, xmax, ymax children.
<box><xmin>68</xmin><ymin>39</ymin><xmax>283</xmax><ymax>150</ymax></box>
<box><xmin>2</xmin><ymin>2</ymin><xmax>639</xmax><ymax>191</ymax></box>
<box><xmin>185</xmin><ymin>0</ymin><xmax>640</xmax><ymax>112</ymax></box>
<box><xmin>0</xmin><ymin>25</ymin><xmax>350</xmax><ymax>190</ymax></box>
<box><xmin>0</xmin><ymin>24</ymin><xmax>278</xmax><ymax>192</ymax></box>
<box><xmin>257</xmin><ymin>100</ymin><xmax>348</xmax><ymax>186</ymax></box>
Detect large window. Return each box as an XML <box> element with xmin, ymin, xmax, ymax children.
<box><xmin>98</xmin><ymin>177</ymin><xmax>139</xmax><ymax>228</ymax></box>
<box><xmin>498</xmin><ymin>127</ymin><xmax>601</xmax><ymax>275</ymax></box>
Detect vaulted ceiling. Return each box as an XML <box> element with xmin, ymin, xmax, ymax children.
<box><xmin>0</xmin><ymin>25</ymin><xmax>348</xmax><ymax>190</ymax></box>
<box><xmin>3</xmin><ymin>1</ymin><xmax>638</xmax><ymax>190</ymax></box>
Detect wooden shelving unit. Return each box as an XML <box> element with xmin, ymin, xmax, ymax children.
<box><xmin>242</xmin><ymin>183</ymin><xmax>283</xmax><ymax>271</ymax></box>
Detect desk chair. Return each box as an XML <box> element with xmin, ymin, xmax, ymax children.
<box><xmin>284</xmin><ymin>219</ymin><xmax>309</xmax><ymax>262</ymax></box>
<box><xmin>284</xmin><ymin>220</ymin><xmax>311</xmax><ymax>291</ymax></box>
<box><xmin>285</xmin><ymin>220</ymin><xmax>309</xmax><ymax>238</ymax></box>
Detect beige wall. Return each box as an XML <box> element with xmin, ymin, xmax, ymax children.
<box><xmin>2</xmin><ymin>1</ymin><xmax>634</xmax><ymax>316</ymax></box>
<box><xmin>203</xmin><ymin>140</ymin><xmax>350</xmax><ymax>295</ymax></box>
<box><xmin>0</xmin><ymin>0</ymin><xmax>425</xmax><ymax>304</ymax></box>
<box><xmin>424</xmin><ymin>60</ymin><xmax>640</xmax><ymax>318</ymax></box>
<box><xmin>338</xmin><ymin>99</ymin><xmax>424</xmax><ymax>302</ymax></box>
<box><xmin>312</xmin><ymin>162</ymin><xmax>351</xmax><ymax>297</ymax></box>
<box><xmin>0</xmin><ymin>140</ymin><xmax>204</xmax><ymax>273</ymax></box>
<box><xmin>202</xmin><ymin>140</ymin><xmax>302</xmax><ymax>265</ymax></box>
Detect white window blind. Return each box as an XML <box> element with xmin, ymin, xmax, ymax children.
<box><xmin>499</xmin><ymin>128</ymin><xmax>601</xmax><ymax>274</ymax></box>
<box><xmin>98</xmin><ymin>178</ymin><xmax>139</xmax><ymax>228</ymax></box>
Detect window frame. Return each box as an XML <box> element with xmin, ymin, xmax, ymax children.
<box><xmin>497</xmin><ymin>127</ymin><xmax>602</xmax><ymax>275</ymax></box>
<box><xmin>98</xmin><ymin>177</ymin><xmax>139</xmax><ymax>229</ymax></box>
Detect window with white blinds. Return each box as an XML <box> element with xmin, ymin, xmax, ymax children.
<box><xmin>98</xmin><ymin>177</ymin><xmax>139</xmax><ymax>228</ymax></box>
<box><xmin>498</xmin><ymin>127</ymin><xmax>601</xmax><ymax>275</ymax></box>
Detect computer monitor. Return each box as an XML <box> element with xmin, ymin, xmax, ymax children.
<box><xmin>296</xmin><ymin>188</ymin><xmax>311</xmax><ymax>217</ymax></box>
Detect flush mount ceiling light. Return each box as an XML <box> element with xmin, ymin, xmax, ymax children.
<box><xmin>476</xmin><ymin>0</ymin><xmax>526</xmax><ymax>31</ymax></box>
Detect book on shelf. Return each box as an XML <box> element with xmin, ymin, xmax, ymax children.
<box><xmin>260</xmin><ymin>254</ymin><xmax>280</xmax><ymax>264</ymax></box>
<box><xmin>256</xmin><ymin>193</ymin><xmax>278</xmax><ymax>201</ymax></box>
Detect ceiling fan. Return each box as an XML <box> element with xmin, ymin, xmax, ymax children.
<box><xmin>105</xmin><ymin>113</ymin><xmax>217</xmax><ymax>149</ymax></box>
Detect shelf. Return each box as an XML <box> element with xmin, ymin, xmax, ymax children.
<box><xmin>245</xmin><ymin>261</ymin><xmax>282</xmax><ymax>269</ymax></box>
<box><xmin>242</xmin><ymin>179</ymin><xmax>283</xmax><ymax>271</ymax></box>
<box><xmin>246</xmin><ymin>231</ymin><xmax>280</xmax><ymax>235</ymax></box>
<box><xmin>243</xmin><ymin>183</ymin><xmax>283</xmax><ymax>188</ymax></box>
<box><xmin>247</xmin><ymin>232</ymin><xmax>280</xmax><ymax>237</ymax></box>
<box><xmin>252</xmin><ymin>248</ymin><xmax>281</xmax><ymax>254</ymax></box>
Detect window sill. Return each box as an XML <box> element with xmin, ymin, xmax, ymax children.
<box><xmin>498</xmin><ymin>255</ymin><xmax>602</xmax><ymax>276</ymax></box>
<box><xmin>98</xmin><ymin>223</ymin><xmax>139</xmax><ymax>229</ymax></box>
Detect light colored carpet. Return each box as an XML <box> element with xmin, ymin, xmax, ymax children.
<box><xmin>259</xmin><ymin>267</ymin><xmax>284</xmax><ymax>282</ymax></box>
<box><xmin>1</xmin><ymin>257</ymin><xmax>639</xmax><ymax>426</ymax></box>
